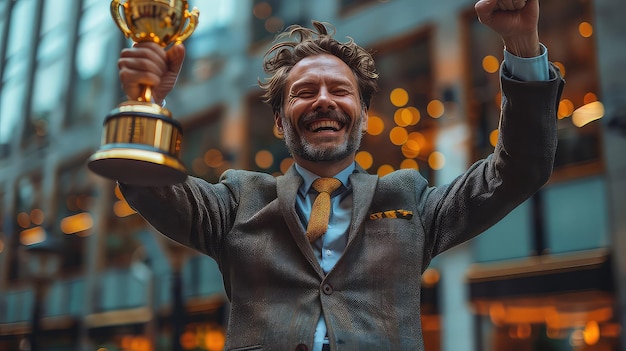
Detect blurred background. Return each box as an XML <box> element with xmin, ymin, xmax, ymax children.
<box><xmin>0</xmin><ymin>0</ymin><xmax>625</xmax><ymax>350</ymax></box>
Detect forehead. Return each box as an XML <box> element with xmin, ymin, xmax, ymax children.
<box><xmin>287</xmin><ymin>54</ymin><xmax>357</xmax><ymax>87</ymax></box>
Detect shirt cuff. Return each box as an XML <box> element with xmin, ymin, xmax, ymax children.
<box><xmin>150</xmin><ymin>97</ymin><xmax>166</xmax><ymax>108</ymax></box>
<box><xmin>503</xmin><ymin>43</ymin><xmax>550</xmax><ymax>82</ymax></box>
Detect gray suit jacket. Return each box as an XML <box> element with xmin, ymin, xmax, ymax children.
<box><xmin>121</xmin><ymin>64</ymin><xmax>564</xmax><ymax>351</ymax></box>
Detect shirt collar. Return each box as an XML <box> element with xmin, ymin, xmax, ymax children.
<box><xmin>295</xmin><ymin>162</ymin><xmax>355</xmax><ymax>196</ymax></box>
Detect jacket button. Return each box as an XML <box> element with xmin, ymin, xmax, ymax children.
<box><xmin>295</xmin><ymin>344</ymin><xmax>308</xmax><ymax>351</ymax></box>
<box><xmin>322</xmin><ymin>283</ymin><xmax>333</xmax><ymax>295</ymax></box>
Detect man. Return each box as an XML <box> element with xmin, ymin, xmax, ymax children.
<box><xmin>116</xmin><ymin>0</ymin><xmax>564</xmax><ymax>350</ymax></box>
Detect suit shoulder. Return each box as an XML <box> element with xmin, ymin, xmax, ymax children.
<box><xmin>220</xmin><ymin>169</ymin><xmax>277</xmax><ymax>185</ymax></box>
<box><xmin>380</xmin><ymin>168</ymin><xmax>426</xmax><ymax>182</ymax></box>
<box><xmin>376</xmin><ymin>168</ymin><xmax>429</xmax><ymax>191</ymax></box>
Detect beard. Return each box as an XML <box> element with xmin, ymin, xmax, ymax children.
<box><xmin>280</xmin><ymin>110</ymin><xmax>365</xmax><ymax>162</ymax></box>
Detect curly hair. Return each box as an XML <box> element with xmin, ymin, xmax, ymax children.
<box><xmin>259</xmin><ymin>21</ymin><xmax>379</xmax><ymax>114</ymax></box>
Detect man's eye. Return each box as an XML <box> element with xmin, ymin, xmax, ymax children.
<box><xmin>293</xmin><ymin>91</ymin><xmax>314</xmax><ymax>98</ymax></box>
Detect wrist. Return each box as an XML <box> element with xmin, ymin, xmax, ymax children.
<box><xmin>503</xmin><ymin>33</ymin><xmax>540</xmax><ymax>58</ymax></box>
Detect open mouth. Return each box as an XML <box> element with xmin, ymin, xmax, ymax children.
<box><xmin>306</xmin><ymin>120</ymin><xmax>345</xmax><ymax>133</ymax></box>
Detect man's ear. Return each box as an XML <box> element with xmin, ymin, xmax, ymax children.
<box><xmin>361</xmin><ymin>108</ymin><xmax>369</xmax><ymax>133</ymax></box>
<box><xmin>274</xmin><ymin>112</ymin><xmax>284</xmax><ymax>134</ymax></box>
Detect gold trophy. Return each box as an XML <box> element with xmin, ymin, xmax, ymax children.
<box><xmin>88</xmin><ymin>0</ymin><xmax>199</xmax><ymax>186</ymax></box>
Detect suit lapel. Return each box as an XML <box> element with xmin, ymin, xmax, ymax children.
<box><xmin>276</xmin><ymin>166</ymin><xmax>325</xmax><ymax>277</ymax></box>
<box><xmin>346</xmin><ymin>166</ymin><xmax>378</xmax><ymax>246</ymax></box>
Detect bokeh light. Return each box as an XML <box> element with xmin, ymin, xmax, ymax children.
<box><xmin>367</xmin><ymin>115</ymin><xmax>385</xmax><ymax>135</ymax></box>
<box><xmin>482</xmin><ymin>55</ymin><xmax>500</xmax><ymax>74</ymax></box>
<box><xmin>427</xmin><ymin>100</ymin><xmax>444</xmax><ymax>118</ymax></box>
<box><xmin>355</xmin><ymin>151</ymin><xmax>374</xmax><ymax>170</ymax></box>
<box><xmin>390</xmin><ymin>88</ymin><xmax>409</xmax><ymax>107</ymax></box>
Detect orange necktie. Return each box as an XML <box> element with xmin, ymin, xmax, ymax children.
<box><xmin>306</xmin><ymin>177</ymin><xmax>342</xmax><ymax>243</ymax></box>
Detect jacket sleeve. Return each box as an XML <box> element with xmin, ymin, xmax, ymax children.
<box><xmin>118</xmin><ymin>171</ymin><xmax>241</xmax><ymax>260</ymax></box>
<box><xmin>420</xmin><ymin>63</ymin><xmax>565</xmax><ymax>263</ymax></box>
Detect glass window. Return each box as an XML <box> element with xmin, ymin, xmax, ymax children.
<box><xmin>26</xmin><ymin>0</ymin><xmax>75</xmax><ymax>139</ymax></box>
<box><xmin>540</xmin><ymin>1</ymin><xmax>602</xmax><ymax>176</ymax></box>
<box><xmin>1</xmin><ymin>0</ymin><xmax>36</xmax><ymax>156</ymax></box>
<box><xmin>247</xmin><ymin>92</ymin><xmax>291</xmax><ymax>175</ymax></box>
<box><xmin>28</xmin><ymin>59</ymin><xmax>65</xmax><ymax>139</ymax></box>
<box><xmin>179</xmin><ymin>0</ymin><xmax>236</xmax><ymax>84</ymax></box>
<box><xmin>251</xmin><ymin>0</ymin><xmax>283</xmax><ymax>44</ymax></box>
<box><xmin>474</xmin><ymin>307</ymin><xmax>618</xmax><ymax>351</ymax></box>
<box><xmin>0</xmin><ymin>78</ymin><xmax>26</xmax><ymax>157</ymax></box>
<box><xmin>105</xmin><ymin>192</ymin><xmax>141</xmax><ymax>268</ymax></box>
<box><xmin>68</xmin><ymin>0</ymin><xmax>120</xmax><ymax>125</ymax></box>
<box><xmin>6</xmin><ymin>172</ymin><xmax>44</xmax><ymax>282</ymax></box>
<box><xmin>250</xmin><ymin>0</ymin><xmax>306</xmax><ymax>46</ymax></box>
<box><xmin>191</xmin><ymin>0</ymin><xmax>234</xmax><ymax>51</ymax></box>
<box><xmin>5</xmin><ymin>0</ymin><xmax>35</xmax><ymax>58</ymax></box>
<box><xmin>180</xmin><ymin>107</ymin><xmax>229</xmax><ymax>183</ymax></box>
<box><xmin>0</xmin><ymin>187</ymin><xmax>5</xmax><ymax>256</ymax></box>
<box><xmin>105</xmin><ymin>185</ymin><xmax>145</xmax><ymax>269</ymax></box>
<box><xmin>15</xmin><ymin>174</ymin><xmax>44</xmax><ymax>237</ymax></box>
<box><xmin>362</xmin><ymin>30</ymin><xmax>437</xmax><ymax>180</ymax></box>
<box><xmin>55</xmin><ymin>158</ymin><xmax>94</xmax><ymax>274</ymax></box>
<box><xmin>0</xmin><ymin>1</ymin><xmax>8</xmax><ymax>54</ymax></box>
<box><xmin>339</xmin><ymin>0</ymin><xmax>379</xmax><ymax>15</ymax></box>
<box><xmin>465</xmin><ymin>0</ymin><xmax>602</xmax><ymax>179</ymax></box>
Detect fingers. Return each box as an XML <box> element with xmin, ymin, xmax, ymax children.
<box><xmin>475</xmin><ymin>0</ymin><xmax>497</xmax><ymax>23</ymax></box>
<box><xmin>496</xmin><ymin>0</ymin><xmax>527</xmax><ymax>11</ymax></box>
<box><xmin>165</xmin><ymin>44</ymin><xmax>186</xmax><ymax>75</ymax></box>
<box><xmin>119</xmin><ymin>43</ymin><xmax>166</xmax><ymax>80</ymax></box>
<box><xmin>117</xmin><ymin>42</ymin><xmax>180</xmax><ymax>101</ymax></box>
<box><xmin>476</xmin><ymin>0</ymin><xmax>528</xmax><ymax>17</ymax></box>
<box><xmin>475</xmin><ymin>0</ymin><xmax>540</xmax><ymax>57</ymax></box>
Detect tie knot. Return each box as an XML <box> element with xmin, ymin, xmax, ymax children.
<box><xmin>312</xmin><ymin>177</ymin><xmax>342</xmax><ymax>195</ymax></box>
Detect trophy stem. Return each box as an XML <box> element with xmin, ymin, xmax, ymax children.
<box><xmin>139</xmin><ymin>85</ymin><xmax>154</xmax><ymax>104</ymax></box>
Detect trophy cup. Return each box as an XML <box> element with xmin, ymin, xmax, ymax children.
<box><xmin>88</xmin><ymin>0</ymin><xmax>199</xmax><ymax>186</ymax></box>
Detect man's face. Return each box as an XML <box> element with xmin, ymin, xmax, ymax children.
<box><xmin>276</xmin><ymin>54</ymin><xmax>368</xmax><ymax>164</ymax></box>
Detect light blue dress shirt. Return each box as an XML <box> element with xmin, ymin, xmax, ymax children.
<box><xmin>293</xmin><ymin>46</ymin><xmax>550</xmax><ymax>351</ymax></box>
<box><xmin>504</xmin><ymin>44</ymin><xmax>550</xmax><ymax>81</ymax></box>
<box><xmin>295</xmin><ymin>163</ymin><xmax>354</xmax><ymax>350</ymax></box>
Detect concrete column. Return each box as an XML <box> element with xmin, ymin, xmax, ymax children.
<box><xmin>593</xmin><ymin>0</ymin><xmax>626</xmax><ymax>349</ymax></box>
<box><xmin>432</xmin><ymin>9</ymin><xmax>476</xmax><ymax>351</ymax></box>
<box><xmin>437</xmin><ymin>244</ymin><xmax>475</xmax><ymax>351</ymax></box>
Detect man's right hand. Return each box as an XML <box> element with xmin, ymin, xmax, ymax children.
<box><xmin>117</xmin><ymin>42</ymin><xmax>185</xmax><ymax>105</ymax></box>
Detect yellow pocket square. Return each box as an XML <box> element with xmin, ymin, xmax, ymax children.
<box><xmin>369</xmin><ymin>209</ymin><xmax>413</xmax><ymax>220</ymax></box>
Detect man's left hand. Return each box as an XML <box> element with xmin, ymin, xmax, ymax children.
<box><xmin>475</xmin><ymin>0</ymin><xmax>541</xmax><ymax>57</ymax></box>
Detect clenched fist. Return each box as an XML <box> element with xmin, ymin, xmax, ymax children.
<box><xmin>475</xmin><ymin>0</ymin><xmax>539</xmax><ymax>57</ymax></box>
<box><xmin>496</xmin><ymin>0</ymin><xmax>527</xmax><ymax>10</ymax></box>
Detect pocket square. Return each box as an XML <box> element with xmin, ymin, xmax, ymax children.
<box><xmin>369</xmin><ymin>209</ymin><xmax>413</xmax><ymax>220</ymax></box>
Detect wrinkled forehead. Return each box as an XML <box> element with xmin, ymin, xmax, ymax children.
<box><xmin>286</xmin><ymin>54</ymin><xmax>358</xmax><ymax>89</ymax></box>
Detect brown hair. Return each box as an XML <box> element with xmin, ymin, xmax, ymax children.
<box><xmin>259</xmin><ymin>21</ymin><xmax>379</xmax><ymax>114</ymax></box>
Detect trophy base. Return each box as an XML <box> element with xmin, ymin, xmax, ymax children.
<box><xmin>88</xmin><ymin>101</ymin><xmax>188</xmax><ymax>186</ymax></box>
<box><xmin>88</xmin><ymin>146</ymin><xmax>187</xmax><ymax>186</ymax></box>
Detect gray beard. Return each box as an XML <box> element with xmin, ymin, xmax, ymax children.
<box><xmin>280</xmin><ymin>112</ymin><xmax>365</xmax><ymax>162</ymax></box>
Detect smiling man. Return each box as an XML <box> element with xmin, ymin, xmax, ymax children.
<box><xmin>277</xmin><ymin>53</ymin><xmax>368</xmax><ymax>177</ymax></box>
<box><xmin>115</xmin><ymin>1</ymin><xmax>564</xmax><ymax>350</ymax></box>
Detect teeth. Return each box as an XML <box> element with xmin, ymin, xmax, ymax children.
<box><xmin>309</xmin><ymin>120</ymin><xmax>342</xmax><ymax>132</ymax></box>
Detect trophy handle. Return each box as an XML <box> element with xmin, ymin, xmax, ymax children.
<box><xmin>173</xmin><ymin>7</ymin><xmax>200</xmax><ymax>45</ymax></box>
<box><xmin>110</xmin><ymin>0</ymin><xmax>133</xmax><ymax>39</ymax></box>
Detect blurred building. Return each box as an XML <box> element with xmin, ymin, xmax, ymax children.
<box><xmin>0</xmin><ymin>0</ymin><xmax>625</xmax><ymax>350</ymax></box>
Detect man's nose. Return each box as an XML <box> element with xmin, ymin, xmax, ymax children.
<box><xmin>313</xmin><ymin>87</ymin><xmax>336</xmax><ymax>112</ymax></box>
